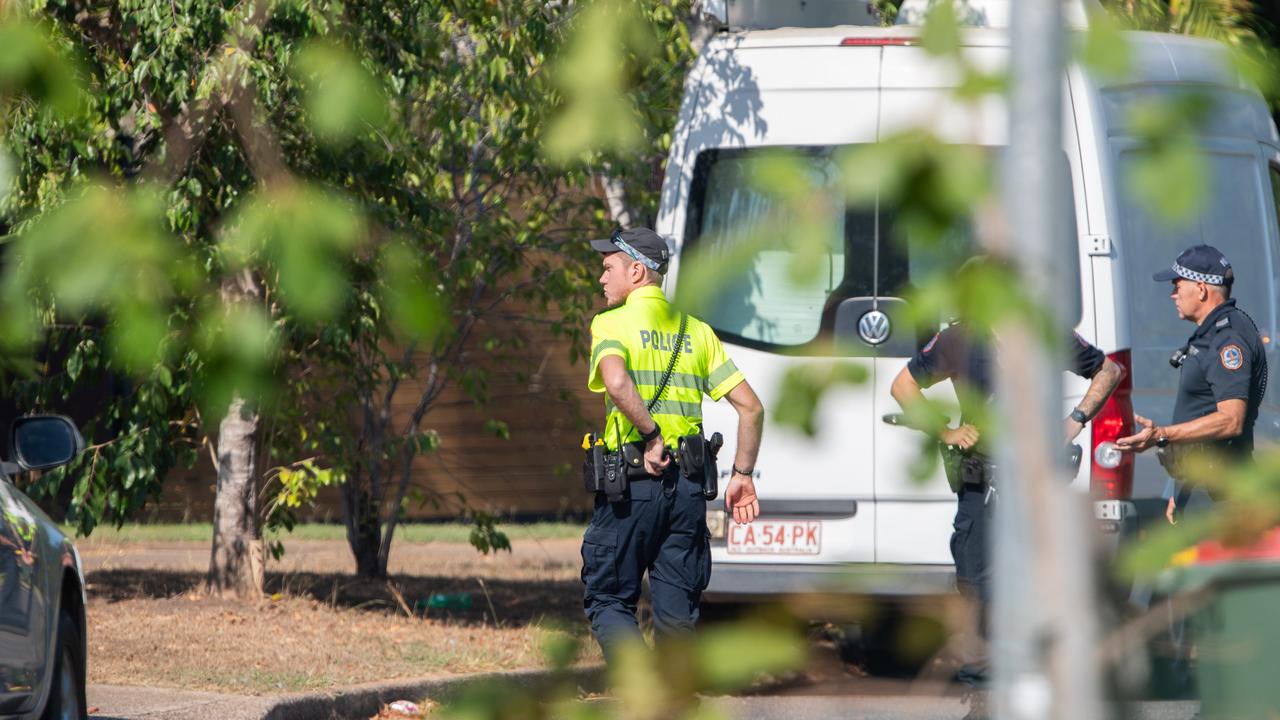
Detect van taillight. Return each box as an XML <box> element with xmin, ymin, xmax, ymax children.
<box><xmin>840</xmin><ymin>37</ymin><xmax>915</xmax><ymax>46</ymax></box>
<box><xmin>1090</xmin><ymin>350</ymin><xmax>1134</xmax><ymax>499</ymax></box>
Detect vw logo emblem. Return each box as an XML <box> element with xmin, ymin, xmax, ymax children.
<box><xmin>858</xmin><ymin>310</ymin><xmax>891</xmax><ymax>345</ymax></box>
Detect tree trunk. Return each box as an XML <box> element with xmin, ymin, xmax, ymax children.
<box><xmin>341</xmin><ymin>474</ymin><xmax>385</xmax><ymax>579</ymax></box>
<box><xmin>206</xmin><ymin>395</ymin><xmax>264</xmax><ymax>599</ymax></box>
<box><xmin>597</xmin><ymin>166</ymin><xmax>637</xmax><ymax>228</ymax></box>
<box><xmin>351</xmin><ymin>512</ymin><xmax>382</xmax><ymax>579</ymax></box>
<box><xmin>686</xmin><ymin>0</ymin><xmax>720</xmax><ymax>56</ymax></box>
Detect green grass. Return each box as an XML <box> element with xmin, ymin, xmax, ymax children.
<box><xmin>68</xmin><ymin>521</ymin><xmax>585</xmax><ymax>544</ymax></box>
<box><xmin>166</xmin><ymin>667</ymin><xmax>328</xmax><ymax>695</ymax></box>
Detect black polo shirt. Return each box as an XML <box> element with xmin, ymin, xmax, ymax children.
<box><xmin>1170</xmin><ymin>299</ymin><xmax>1267</xmax><ymax>458</ymax></box>
<box><xmin>907</xmin><ymin>324</ymin><xmax>1106</xmax><ymax>454</ymax></box>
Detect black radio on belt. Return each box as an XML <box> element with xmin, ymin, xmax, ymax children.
<box><xmin>582</xmin><ymin>435</ymin><xmax>650</xmax><ymax>503</ymax></box>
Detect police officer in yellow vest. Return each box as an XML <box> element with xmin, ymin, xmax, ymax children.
<box><xmin>582</xmin><ymin>227</ymin><xmax>763</xmax><ymax>664</ymax></box>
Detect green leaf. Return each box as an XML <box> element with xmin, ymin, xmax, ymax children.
<box><xmin>0</xmin><ymin>20</ymin><xmax>86</xmax><ymax>119</ymax></box>
<box><xmin>1077</xmin><ymin>5</ymin><xmax>1132</xmax><ymax>79</ymax></box>
<box><xmin>4</xmin><ymin>183</ymin><xmax>195</xmax><ymax>370</ymax></box>
<box><xmin>483</xmin><ymin>419</ymin><xmax>510</xmax><ymax>440</ymax></box>
<box><xmin>379</xmin><ymin>239</ymin><xmax>445</xmax><ymax>341</ymax></box>
<box><xmin>694</xmin><ymin>621</ymin><xmax>807</xmax><ymax>691</ymax></box>
<box><xmin>291</xmin><ymin>41</ymin><xmax>389</xmax><ymax>144</ymax></box>
<box><xmin>65</xmin><ymin>348</ymin><xmax>82</xmax><ymax>382</ymax></box>
<box><xmin>920</xmin><ymin>0</ymin><xmax>960</xmax><ymax>58</ymax></box>
<box><xmin>222</xmin><ymin>184</ymin><xmax>364</xmax><ymax>323</ymax></box>
<box><xmin>1128</xmin><ymin>140</ymin><xmax>1206</xmax><ymax>224</ymax></box>
<box><xmin>543</xmin><ymin>0</ymin><xmax>656</xmax><ymax>161</ymax></box>
<box><xmin>538</xmin><ymin>627</ymin><xmax>581</xmax><ymax>672</ymax></box>
<box><xmin>773</xmin><ymin>363</ymin><xmax>870</xmax><ymax>437</ymax></box>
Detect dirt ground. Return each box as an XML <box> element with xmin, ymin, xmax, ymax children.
<box><xmin>78</xmin><ymin>536</ymin><xmax>599</xmax><ymax>695</ymax></box>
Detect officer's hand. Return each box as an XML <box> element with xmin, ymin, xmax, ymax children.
<box><xmin>1165</xmin><ymin>496</ymin><xmax>1178</xmax><ymax>525</ymax></box>
<box><xmin>940</xmin><ymin>424</ymin><xmax>979</xmax><ymax>450</ymax></box>
<box><xmin>643</xmin><ymin>434</ymin><xmax>670</xmax><ymax>475</ymax></box>
<box><xmin>1116</xmin><ymin>414</ymin><xmax>1157</xmax><ymax>453</ymax></box>
<box><xmin>725</xmin><ymin>473</ymin><xmax>759</xmax><ymax>525</ymax></box>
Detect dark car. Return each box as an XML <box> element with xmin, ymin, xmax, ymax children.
<box><xmin>0</xmin><ymin>416</ymin><xmax>87</xmax><ymax>720</ymax></box>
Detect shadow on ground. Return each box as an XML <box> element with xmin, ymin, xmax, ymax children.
<box><xmin>86</xmin><ymin>568</ymin><xmax>584</xmax><ymax>627</ymax></box>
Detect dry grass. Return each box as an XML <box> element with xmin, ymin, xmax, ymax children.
<box><xmin>81</xmin><ymin>537</ymin><xmax>601</xmax><ymax>695</ymax></box>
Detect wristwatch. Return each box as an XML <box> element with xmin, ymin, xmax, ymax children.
<box><xmin>639</xmin><ymin>424</ymin><xmax>661</xmax><ymax>444</ymax></box>
<box><xmin>1156</xmin><ymin>433</ymin><xmax>1170</xmax><ymax>449</ymax></box>
<box><xmin>1069</xmin><ymin>408</ymin><xmax>1088</xmax><ymax>424</ymax></box>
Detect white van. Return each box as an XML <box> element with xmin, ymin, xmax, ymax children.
<box><xmin>659</xmin><ymin>1</ymin><xmax>1280</xmax><ymax>602</ymax></box>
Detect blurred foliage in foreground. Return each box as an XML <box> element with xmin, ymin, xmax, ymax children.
<box><xmin>437</xmin><ymin>616</ymin><xmax>807</xmax><ymax>720</ymax></box>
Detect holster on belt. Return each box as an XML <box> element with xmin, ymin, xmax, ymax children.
<box><xmin>961</xmin><ymin>455</ymin><xmax>993</xmax><ymax>488</ymax></box>
<box><xmin>940</xmin><ymin>443</ymin><xmax>993</xmax><ymax>493</ymax></box>
<box><xmin>678</xmin><ymin>431</ymin><xmax>724</xmax><ymax>500</ymax></box>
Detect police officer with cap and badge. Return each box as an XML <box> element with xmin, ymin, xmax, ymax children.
<box><xmin>1117</xmin><ymin>244</ymin><xmax>1267</xmax><ymax>523</ymax></box>
<box><xmin>580</xmin><ymin>227</ymin><xmax>763</xmax><ymax>665</ymax></box>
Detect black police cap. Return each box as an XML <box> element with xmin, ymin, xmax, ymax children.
<box><xmin>590</xmin><ymin>228</ymin><xmax>670</xmax><ymax>273</ymax></box>
<box><xmin>1152</xmin><ymin>244</ymin><xmax>1233</xmax><ymax>286</ymax></box>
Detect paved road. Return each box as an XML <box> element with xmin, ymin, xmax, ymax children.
<box><xmin>694</xmin><ymin>641</ymin><xmax>1200</xmax><ymax>720</ymax></box>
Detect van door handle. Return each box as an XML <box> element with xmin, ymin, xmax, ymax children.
<box><xmin>881</xmin><ymin>413</ymin><xmax>950</xmax><ymax>427</ymax></box>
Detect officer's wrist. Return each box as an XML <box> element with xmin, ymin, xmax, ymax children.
<box><xmin>639</xmin><ymin>424</ymin><xmax>662</xmax><ymax>444</ymax></box>
<box><xmin>1154</xmin><ymin>426</ymin><xmax>1170</xmax><ymax>447</ymax></box>
<box><xmin>732</xmin><ymin>465</ymin><xmax>754</xmax><ymax>477</ymax></box>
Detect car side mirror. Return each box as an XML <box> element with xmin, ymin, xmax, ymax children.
<box><xmin>11</xmin><ymin>415</ymin><xmax>84</xmax><ymax>471</ymax></box>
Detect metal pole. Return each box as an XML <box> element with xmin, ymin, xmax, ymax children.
<box><xmin>994</xmin><ymin>1</ymin><xmax>1105</xmax><ymax>719</ymax></box>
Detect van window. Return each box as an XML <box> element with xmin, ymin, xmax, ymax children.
<box><xmin>681</xmin><ymin>146</ymin><xmax>982</xmax><ymax>352</ymax></box>
<box><xmin>1271</xmin><ymin>163</ymin><xmax>1280</xmax><ymax>237</ymax></box>
<box><xmin>1119</xmin><ymin>150</ymin><xmax>1276</xmax><ymax>373</ymax></box>
<box><xmin>684</xmin><ymin>148</ymin><xmax>856</xmax><ymax>347</ymax></box>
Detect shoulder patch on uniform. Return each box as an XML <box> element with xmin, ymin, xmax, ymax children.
<box><xmin>922</xmin><ymin>332</ymin><xmax>940</xmax><ymax>354</ymax></box>
<box><xmin>1220</xmin><ymin>344</ymin><xmax>1244</xmax><ymax>371</ymax></box>
<box><xmin>1215</xmin><ymin>316</ymin><xmax>1230</xmax><ymax>328</ymax></box>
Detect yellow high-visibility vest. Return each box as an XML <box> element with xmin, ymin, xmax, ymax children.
<box><xmin>588</xmin><ymin>285</ymin><xmax>744</xmax><ymax>451</ymax></box>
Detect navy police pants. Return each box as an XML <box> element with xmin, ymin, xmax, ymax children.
<box><xmin>952</xmin><ymin>484</ymin><xmax>992</xmax><ymax>686</ymax></box>
<box><xmin>581</xmin><ymin>466</ymin><xmax>711</xmax><ymax>665</ymax></box>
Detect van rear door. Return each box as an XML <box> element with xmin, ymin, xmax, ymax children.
<box><xmin>682</xmin><ymin>146</ymin><xmax>880</xmax><ymax>564</ymax></box>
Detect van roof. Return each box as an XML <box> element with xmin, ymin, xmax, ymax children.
<box><xmin>710</xmin><ymin>27</ymin><xmax>1243</xmax><ymax>90</ymax></box>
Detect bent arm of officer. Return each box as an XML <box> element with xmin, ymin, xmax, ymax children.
<box><xmin>1118</xmin><ymin>399</ymin><xmax>1246</xmax><ymax>452</ymax></box>
<box><xmin>890</xmin><ymin>368</ymin><xmax>945</xmax><ymax>436</ymax></box>
<box><xmin>724</xmin><ymin>379</ymin><xmax>763</xmax><ymax>472</ymax></box>
<box><xmin>890</xmin><ymin>367</ymin><xmax>924</xmax><ymax>410</ymax></box>
<box><xmin>1067</xmin><ymin>357</ymin><xmax>1125</xmax><ymax>442</ymax></box>
<box><xmin>1078</xmin><ymin>358</ymin><xmax>1124</xmax><ymax>419</ymax></box>
<box><xmin>1162</xmin><ymin>399</ymin><xmax>1247</xmax><ymax>443</ymax></box>
<box><xmin>598</xmin><ymin>355</ymin><xmax>659</xmax><ymax>435</ymax></box>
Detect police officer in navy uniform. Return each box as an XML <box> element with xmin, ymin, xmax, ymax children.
<box><xmin>581</xmin><ymin>228</ymin><xmax>764</xmax><ymax>666</ymax></box>
<box><xmin>1116</xmin><ymin>245</ymin><xmax>1267</xmax><ymax>521</ymax></box>
<box><xmin>889</xmin><ymin>261</ymin><xmax>1125</xmax><ymax>694</ymax></box>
